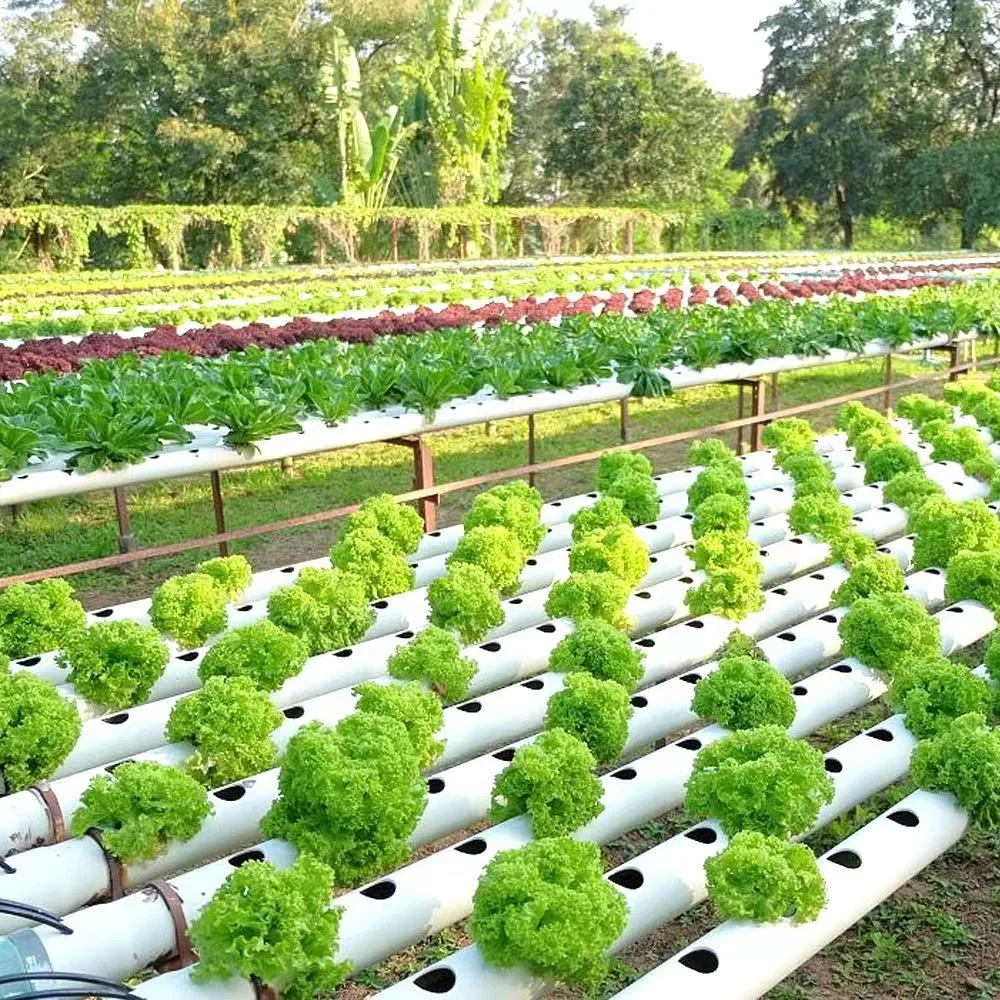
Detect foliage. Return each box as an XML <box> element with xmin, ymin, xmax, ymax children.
<box><xmin>788</xmin><ymin>494</ymin><xmax>853</xmax><ymax>540</ymax></box>
<box><xmin>864</xmin><ymin>443</ymin><xmax>923</xmax><ymax>485</ymax></box>
<box><xmin>266</xmin><ymin>568</ymin><xmax>374</xmax><ymax>656</ymax></box>
<box><xmin>196</xmin><ymin>555</ymin><xmax>252</xmax><ymax>602</ymax></box>
<box><xmin>715</xmin><ymin>629</ymin><xmax>770</xmax><ymax>663</ymax></box>
<box><xmin>0</xmin><ymin>579</ymin><xmax>86</xmax><ymax>659</ymax></box>
<box><xmin>261</xmin><ymin>716</ymin><xmax>426</xmax><ymax>885</ymax></box>
<box><xmin>448</xmin><ymin>525</ymin><xmax>526</xmax><ymax>597</ymax></box>
<box><xmin>911</xmin><ymin>713</ymin><xmax>1000</xmax><ymax>829</ymax></box>
<box><xmin>780</xmin><ymin>451</ymin><xmax>835</xmax><ymax>493</ymax></box>
<box><xmin>386</xmin><ymin>625</ymin><xmax>477</xmax><ymax>702</ymax></box>
<box><xmin>70</xmin><ymin>761</ymin><xmax>211</xmax><ymax>863</ymax></box>
<box><xmin>345</xmin><ymin>495</ymin><xmax>424</xmax><ymax>555</ymax></box>
<box><xmin>189</xmin><ymin>855</ymin><xmax>349</xmax><ymax>1000</ymax></box>
<box><xmin>910</xmin><ymin>497</ymin><xmax>1000</xmax><ymax>570</ymax></box>
<box><xmin>692</xmin><ymin>493</ymin><xmax>750</xmax><ymax>541</ymax></box>
<box><xmin>545</xmin><ymin>572</ymin><xmax>631</xmax><ymax>631</ymax></box>
<box><xmin>167</xmin><ymin>676</ymin><xmax>282</xmax><ymax>787</ymax></box>
<box><xmin>685</xmin><ymin>725</ymin><xmax>834</xmax><ymax>837</ymax></box>
<box><xmin>838</xmin><ymin>593</ymin><xmax>941</xmax><ymax>676</ymax></box>
<box><xmin>198</xmin><ymin>620</ymin><xmax>309</xmax><ymax>692</ymax></box>
<box><xmin>686</xmin><ymin>568</ymin><xmax>766</xmax><ymax>622</ymax></box>
<box><xmin>569</xmin><ymin>525</ymin><xmax>649</xmax><ymax>588</ymax></box>
<box><xmin>469</xmin><ymin>837</ymin><xmax>627</xmax><ymax>986</ymax></box>
<box><xmin>464</xmin><ymin>491</ymin><xmax>545</xmax><ymax>555</ymax></box>
<box><xmin>547</xmin><ymin>620</ymin><xmax>644</xmax><ymax>691</ymax></box>
<box><xmin>427</xmin><ymin>563</ymin><xmax>504</xmax><ymax>643</ymax></box>
<box><xmin>692</xmin><ymin>656</ymin><xmax>796</xmax><ymax>731</ymax></box>
<box><xmin>544</xmin><ymin>673</ymin><xmax>632</xmax><ymax>765</ymax></box>
<box><xmin>705</xmin><ymin>831</ymin><xmax>826</xmax><ymax>924</ymax></box>
<box><xmin>945</xmin><ymin>549</ymin><xmax>1000</xmax><ymax>614</ymax></box>
<box><xmin>761</xmin><ymin>418</ymin><xmax>814</xmax><ymax>459</ymax></box>
<box><xmin>58</xmin><ymin>620</ymin><xmax>169</xmax><ymax>709</ymax></box>
<box><xmin>882</xmin><ymin>470</ymin><xmax>943</xmax><ymax>511</ymax></box>
<box><xmin>688</xmin><ymin>438</ymin><xmax>738</xmax><ymax>467</ymax></box>
<box><xmin>330</xmin><ymin>527</ymin><xmax>415</xmax><ymax>600</ymax></box>
<box><xmin>570</xmin><ymin>497</ymin><xmax>631</xmax><ymax>543</ymax></box>
<box><xmin>687</xmin><ymin>466</ymin><xmax>750</xmax><ymax>515</ymax></box>
<box><xmin>596</xmin><ymin>451</ymin><xmax>653</xmax><ymax>493</ymax></box>
<box><xmin>831</xmin><ymin>554</ymin><xmax>906</xmax><ymax>606</ymax></box>
<box><xmin>353</xmin><ymin>680</ymin><xmax>444</xmax><ymax>770</ymax></box>
<box><xmin>889</xmin><ymin>656</ymin><xmax>994</xmax><ymax>739</ymax></box>
<box><xmin>828</xmin><ymin>527</ymin><xmax>877</xmax><ymax>567</ymax></box>
<box><xmin>0</xmin><ymin>665</ymin><xmax>81</xmax><ymax>792</ymax></box>
<box><xmin>896</xmin><ymin>394</ymin><xmax>953</xmax><ymax>428</ymax></box>
<box><xmin>149</xmin><ymin>573</ymin><xmax>228</xmax><ymax>650</ymax></box>
<box><xmin>604</xmin><ymin>470</ymin><xmax>661</xmax><ymax>526</ymax></box>
<box><xmin>490</xmin><ymin>728</ymin><xmax>603</xmax><ymax>838</ymax></box>
<box><xmin>852</xmin><ymin>424</ymin><xmax>900</xmax><ymax>462</ymax></box>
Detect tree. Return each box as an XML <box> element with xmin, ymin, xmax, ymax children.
<box><xmin>736</xmin><ymin>0</ymin><xmax>900</xmax><ymax>247</ymax></box>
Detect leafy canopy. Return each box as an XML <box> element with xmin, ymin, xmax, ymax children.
<box><xmin>831</xmin><ymin>553</ymin><xmax>905</xmax><ymax>607</ymax></box>
<box><xmin>547</xmin><ymin>619</ymin><xmax>644</xmax><ymax>691</ymax></box>
<box><xmin>0</xmin><ymin>579</ymin><xmax>87</xmax><ymax>660</ymax></box>
<box><xmin>198</xmin><ymin>620</ymin><xmax>309</xmax><ymax>692</ymax></box>
<box><xmin>330</xmin><ymin>527</ymin><xmax>415</xmax><ymax>601</ymax></box>
<box><xmin>596</xmin><ymin>451</ymin><xmax>652</xmax><ymax>492</ymax></box>
<box><xmin>544</xmin><ymin>672</ymin><xmax>633</xmax><ymax>765</ymax></box>
<box><xmin>570</xmin><ymin>496</ymin><xmax>631</xmax><ymax>543</ymax></box>
<box><xmin>344</xmin><ymin>495</ymin><xmax>424</xmax><ymax>555</ymax></box>
<box><xmin>150</xmin><ymin>572</ymin><xmax>228</xmax><ymax>650</ymax></box>
<box><xmin>196</xmin><ymin>555</ymin><xmax>252</xmax><ymax>602</ymax></box>
<box><xmin>447</xmin><ymin>525</ymin><xmax>526</xmax><ymax>597</ymax></box>
<box><xmin>889</xmin><ymin>656</ymin><xmax>994</xmax><ymax>740</ymax></box>
<box><xmin>838</xmin><ymin>593</ymin><xmax>941</xmax><ymax>677</ymax></box>
<box><xmin>692</xmin><ymin>655</ymin><xmax>796</xmax><ymax>731</ymax></box>
<box><xmin>569</xmin><ymin>524</ymin><xmax>649</xmax><ymax>588</ymax></box>
<box><xmin>386</xmin><ymin>625</ymin><xmax>478</xmax><ymax>702</ymax></box>
<box><xmin>545</xmin><ymin>572</ymin><xmax>631</xmax><ymax>631</ymax></box>
<box><xmin>353</xmin><ymin>680</ymin><xmax>444</xmax><ymax>770</ymax></box>
<box><xmin>604</xmin><ymin>470</ymin><xmax>661</xmax><ymax>526</ymax></box>
<box><xmin>427</xmin><ymin>563</ymin><xmax>505</xmax><ymax>644</ymax></box>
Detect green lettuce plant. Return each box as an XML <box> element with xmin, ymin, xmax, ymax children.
<box><xmin>788</xmin><ymin>494</ymin><xmax>852</xmax><ymax>540</ymax></box>
<box><xmin>852</xmin><ymin>424</ymin><xmax>900</xmax><ymax>462</ymax></box>
<box><xmin>910</xmin><ymin>497</ymin><xmax>1000</xmax><ymax>570</ymax></box>
<box><xmin>547</xmin><ymin>619</ymin><xmax>644</xmax><ymax>690</ymax></box>
<box><xmin>605</xmin><ymin>470</ymin><xmax>661</xmax><ymax>525</ymax></box>
<box><xmin>469</xmin><ymin>837</ymin><xmax>627</xmax><ymax>986</ymax></box>
<box><xmin>780</xmin><ymin>452</ymin><xmax>834</xmax><ymax>495</ymax></box>
<box><xmin>831</xmin><ymin>554</ymin><xmax>905</xmax><ymax>607</ymax></box>
<box><xmin>447</xmin><ymin>525</ymin><xmax>526</xmax><ymax>597</ymax></box>
<box><xmin>330</xmin><ymin>527</ymin><xmax>415</xmax><ymax>600</ymax></box>
<box><xmin>863</xmin><ymin>443</ymin><xmax>922</xmax><ymax>485</ymax></box>
<box><xmin>167</xmin><ymin>676</ymin><xmax>283</xmax><ymax>787</ymax></box>
<box><xmin>545</xmin><ymin>572</ymin><xmax>631</xmax><ymax>630</ymax></box>
<box><xmin>944</xmin><ymin>549</ymin><xmax>1000</xmax><ymax>614</ymax></box>
<box><xmin>386</xmin><ymin>625</ymin><xmax>478</xmax><ymax>702</ymax></box>
<box><xmin>465</xmin><ymin>490</ymin><xmax>545</xmax><ymax>554</ymax></box>
<box><xmin>353</xmin><ymin>680</ymin><xmax>444</xmax><ymax>770</ymax></box>
<box><xmin>692</xmin><ymin>655</ymin><xmax>796</xmax><ymax>730</ymax></box>
<box><xmin>692</xmin><ymin>493</ymin><xmax>750</xmax><ymax>540</ymax></box>
<box><xmin>882</xmin><ymin>469</ymin><xmax>942</xmax><ymax>512</ymax></box>
<box><xmin>688</xmin><ymin>438</ymin><xmax>738</xmax><ymax>468</ymax></box>
<box><xmin>70</xmin><ymin>761</ymin><xmax>211</xmax><ymax>862</ymax></box>
<box><xmin>150</xmin><ymin>573</ymin><xmax>228</xmax><ymax>649</ymax></box>
<box><xmin>889</xmin><ymin>656</ymin><xmax>994</xmax><ymax>739</ymax></box>
<box><xmin>0</xmin><ymin>579</ymin><xmax>86</xmax><ymax>659</ymax></box>
<box><xmin>895</xmin><ymin>394</ymin><xmax>953</xmax><ymax>428</ymax></box>
<box><xmin>761</xmin><ymin>418</ymin><xmax>814</xmax><ymax>459</ymax></box>
<box><xmin>490</xmin><ymin>728</ymin><xmax>603</xmax><ymax>837</ymax></box>
<box><xmin>596</xmin><ymin>451</ymin><xmax>652</xmax><ymax>492</ymax></box>
<box><xmin>189</xmin><ymin>855</ymin><xmax>349</xmax><ymax>1000</ymax></box>
<box><xmin>569</xmin><ymin>524</ymin><xmax>649</xmax><ymax>588</ymax></box>
<box><xmin>343</xmin><ymin>494</ymin><xmax>424</xmax><ymax>554</ymax></box>
<box><xmin>198</xmin><ymin>620</ymin><xmax>309</xmax><ymax>692</ymax></box>
<box><xmin>427</xmin><ymin>563</ymin><xmax>504</xmax><ymax>643</ymax></box>
<box><xmin>58</xmin><ymin>620</ymin><xmax>170</xmax><ymax>709</ymax></box>
<box><xmin>687</xmin><ymin>466</ymin><xmax>750</xmax><ymax>515</ymax></box>
<box><xmin>570</xmin><ymin>496</ymin><xmax>631</xmax><ymax>543</ymax></box>
<box><xmin>196</xmin><ymin>555</ymin><xmax>252</xmax><ymax>601</ymax></box>
<box><xmin>544</xmin><ymin>672</ymin><xmax>632</xmax><ymax>764</ymax></box>
<box><xmin>838</xmin><ymin>593</ymin><xmax>940</xmax><ymax>677</ymax></box>
<box><xmin>715</xmin><ymin>629</ymin><xmax>769</xmax><ymax>663</ymax></box>
<box><xmin>705</xmin><ymin>831</ymin><xmax>826</xmax><ymax>924</ymax></box>
<box><xmin>828</xmin><ymin>527</ymin><xmax>877</xmax><ymax>568</ymax></box>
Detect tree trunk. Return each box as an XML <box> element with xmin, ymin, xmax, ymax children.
<box><xmin>835</xmin><ymin>186</ymin><xmax>854</xmax><ymax>249</ymax></box>
<box><xmin>961</xmin><ymin>215</ymin><xmax>977</xmax><ymax>250</ymax></box>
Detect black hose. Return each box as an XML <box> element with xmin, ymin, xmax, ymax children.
<box><xmin>1</xmin><ymin>991</ymin><xmax>133</xmax><ymax>1000</ymax></box>
<box><xmin>0</xmin><ymin>901</ymin><xmax>71</xmax><ymax>935</ymax></box>
<box><xmin>0</xmin><ymin>972</ymin><xmax>132</xmax><ymax>992</ymax></box>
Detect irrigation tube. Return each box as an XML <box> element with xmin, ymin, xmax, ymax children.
<box><xmin>0</xmin><ymin>333</ymin><xmax>969</xmax><ymax>507</ymax></box>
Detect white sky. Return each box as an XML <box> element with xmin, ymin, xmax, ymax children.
<box><xmin>519</xmin><ymin>0</ymin><xmax>784</xmax><ymax>95</ymax></box>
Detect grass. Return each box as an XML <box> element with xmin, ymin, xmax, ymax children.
<box><xmin>0</xmin><ymin>354</ymin><xmax>943</xmax><ymax>605</ymax></box>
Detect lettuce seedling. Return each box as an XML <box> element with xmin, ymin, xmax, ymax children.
<box><xmin>196</xmin><ymin>555</ymin><xmax>252</xmax><ymax>602</ymax></box>
<box><xmin>469</xmin><ymin>838</ymin><xmax>627</xmax><ymax>986</ymax></box>
<box><xmin>330</xmin><ymin>527</ymin><xmax>415</xmax><ymax>600</ymax></box>
<box><xmin>596</xmin><ymin>451</ymin><xmax>652</xmax><ymax>492</ymax></box>
<box><xmin>548</xmin><ymin>619</ymin><xmax>644</xmax><ymax>690</ymax></box>
<box><xmin>354</xmin><ymin>680</ymin><xmax>444</xmax><ymax>770</ymax></box>
<box><xmin>343</xmin><ymin>494</ymin><xmax>424</xmax><ymax>554</ymax></box>
<box><xmin>545</xmin><ymin>572</ymin><xmax>631</xmax><ymax>630</ymax></box>
<box><xmin>706</xmin><ymin>831</ymin><xmax>825</xmax><ymax>924</ymax></box>
<box><xmin>838</xmin><ymin>593</ymin><xmax>940</xmax><ymax>677</ymax></box>
<box><xmin>58</xmin><ymin>620</ymin><xmax>170</xmax><ymax>709</ymax></box>
<box><xmin>688</xmin><ymin>438</ymin><xmax>739</xmax><ymax>469</ymax></box>
<box><xmin>0</xmin><ymin>579</ymin><xmax>86</xmax><ymax>659</ymax></box>
<box><xmin>831</xmin><ymin>554</ymin><xmax>905</xmax><ymax>607</ymax></box>
<box><xmin>692</xmin><ymin>493</ymin><xmax>750</xmax><ymax>540</ymax></box>
<box><xmin>605</xmin><ymin>470</ymin><xmax>661</xmax><ymax>525</ymax></box>
<box><xmin>685</xmin><ymin>726</ymin><xmax>834</xmax><ymax>837</ymax></box>
<box><xmin>686</xmin><ymin>566</ymin><xmax>766</xmax><ymax>621</ymax></box>
<box><xmin>490</xmin><ymin>728</ymin><xmax>603</xmax><ymax>837</ymax></box>
<box><xmin>863</xmin><ymin>443</ymin><xmax>922</xmax><ymax>485</ymax></box>
<box><xmin>889</xmin><ymin>656</ymin><xmax>994</xmax><ymax>739</ymax></box>
<box><xmin>569</xmin><ymin>524</ymin><xmax>650</xmax><ymax>588</ymax></box>
<box><xmin>692</xmin><ymin>655</ymin><xmax>796</xmax><ymax>730</ymax></box>
<box><xmin>570</xmin><ymin>496</ymin><xmax>631</xmax><ymax>543</ymax></box>
<box><xmin>167</xmin><ymin>676</ymin><xmax>282</xmax><ymax>787</ymax></box>
<box><xmin>190</xmin><ymin>855</ymin><xmax>349</xmax><ymax>1000</ymax></box>
<box><xmin>427</xmin><ymin>563</ymin><xmax>504</xmax><ymax>643</ymax></box>
<box><xmin>198</xmin><ymin>620</ymin><xmax>309</xmax><ymax>692</ymax></box>
<box><xmin>544</xmin><ymin>672</ymin><xmax>633</xmax><ymax>764</ymax></box>
<box><xmin>71</xmin><ymin>761</ymin><xmax>211</xmax><ymax>862</ymax></box>
<box><xmin>447</xmin><ymin>525</ymin><xmax>526</xmax><ymax>597</ymax></box>
<box><xmin>714</xmin><ymin>629</ymin><xmax>769</xmax><ymax>663</ymax></box>
<box><xmin>386</xmin><ymin>625</ymin><xmax>478</xmax><ymax>702</ymax></box>
<box><xmin>150</xmin><ymin>572</ymin><xmax>228</xmax><ymax>649</ymax></box>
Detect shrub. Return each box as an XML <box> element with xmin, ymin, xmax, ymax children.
<box><xmin>167</xmin><ymin>676</ymin><xmax>282</xmax><ymax>787</ymax></box>
<box><xmin>0</xmin><ymin>666</ymin><xmax>81</xmax><ymax>791</ymax></box>
<box><xmin>469</xmin><ymin>838</ymin><xmax>627</xmax><ymax>986</ymax></box>
<box><xmin>0</xmin><ymin>579</ymin><xmax>87</xmax><ymax>659</ymax></box>
<box><xmin>548</xmin><ymin>619</ymin><xmax>644</xmax><ymax>691</ymax></box>
<box><xmin>889</xmin><ymin>656</ymin><xmax>994</xmax><ymax>739</ymax></box>
<box><xmin>427</xmin><ymin>563</ymin><xmax>504</xmax><ymax>643</ymax></box>
<box><xmin>448</xmin><ymin>525</ymin><xmax>526</xmax><ymax>597</ymax></box>
<box><xmin>831</xmin><ymin>554</ymin><xmax>905</xmax><ymax>607</ymax></box>
<box><xmin>882</xmin><ymin>470</ymin><xmax>942</xmax><ymax>511</ymax></box>
<box><xmin>715</xmin><ymin>629</ymin><xmax>769</xmax><ymax>663</ymax></box>
<box><xmin>70</xmin><ymin>761</ymin><xmax>211</xmax><ymax>862</ymax></box>
<box><xmin>896</xmin><ymin>394</ymin><xmax>953</xmax><ymax>428</ymax></box>
<box><xmin>838</xmin><ymin>593</ymin><xmax>940</xmax><ymax>677</ymax></box>
<box><xmin>605</xmin><ymin>470</ymin><xmax>661</xmax><ymax>526</ymax></box>
<box><xmin>150</xmin><ymin>573</ymin><xmax>228</xmax><ymax>649</ymax></box>
<box><xmin>386</xmin><ymin>626</ymin><xmax>478</xmax><ymax>702</ymax></box>
<box><xmin>196</xmin><ymin>555</ymin><xmax>252</xmax><ymax>601</ymax></box>
<box><xmin>692</xmin><ymin>494</ymin><xmax>750</xmax><ymax>540</ymax></box>
<box><xmin>189</xmin><ymin>855</ymin><xmax>349</xmax><ymax>1000</ymax></box>
<box><xmin>596</xmin><ymin>451</ymin><xmax>652</xmax><ymax>492</ymax></box>
<box><xmin>688</xmin><ymin>438</ymin><xmax>738</xmax><ymax>468</ymax></box>
<box><xmin>911</xmin><ymin>713</ymin><xmax>1000</xmax><ymax>829</ymax></box>
<box><xmin>945</xmin><ymin>550</ymin><xmax>1000</xmax><ymax>614</ymax></box>
<box><xmin>705</xmin><ymin>831</ymin><xmax>826</xmax><ymax>924</ymax></box>
<box><xmin>353</xmin><ymin>680</ymin><xmax>444</xmax><ymax>770</ymax></box>
<box><xmin>684</xmin><ymin>726</ymin><xmax>834</xmax><ymax>837</ymax></box>
<box><xmin>687</xmin><ymin>466</ymin><xmax>750</xmax><ymax>515</ymax></box>
<box><xmin>198</xmin><ymin>620</ymin><xmax>308</xmax><ymax>692</ymax></box>
<box><xmin>692</xmin><ymin>656</ymin><xmax>796</xmax><ymax>730</ymax></box>
<box><xmin>570</xmin><ymin>496</ymin><xmax>631</xmax><ymax>543</ymax></box>
<box><xmin>864</xmin><ymin>444</ymin><xmax>922</xmax><ymax>485</ymax></box>
<box><xmin>911</xmin><ymin>497</ymin><xmax>1000</xmax><ymax>570</ymax></box>
<box><xmin>762</xmin><ymin>418</ymin><xmax>814</xmax><ymax>459</ymax></box>
<box><xmin>465</xmin><ymin>492</ymin><xmax>545</xmax><ymax>555</ymax></box>
<box><xmin>545</xmin><ymin>673</ymin><xmax>632</xmax><ymax>764</ymax></box>
<box><xmin>58</xmin><ymin>620</ymin><xmax>170</xmax><ymax>709</ymax></box>
<box><xmin>828</xmin><ymin>528</ymin><xmax>877</xmax><ymax>568</ymax></box>
<box><xmin>330</xmin><ymin>527</ymin><xmax>415</xmax><ymax>600</ymax></box>
<box><xmin>266</xmin><ymin>568</ymin><xmax>374</xmax><ymax>655</ymax></box>
<box><xmin>344</xmin><ymin>494</ymin><xmax>424</xmax><ymax>554</ymax></box>
<box><xmin>686</xmin><ymin>567</ymin><xmax>766</xmax><ymax>621</ymax></box>
<box><xmin>569</xmin><ymin>525</ymin><xmax>649</xmax><ymax>588</ymax></box>
<box><xmin>788</xmin><ymin>494</ymin><xmax>853</xmax><ymax>541</ymax></box>
<box><xmin>545</xmin><ymin>572</ymin><xmax>631</xmax><ymax>631</ymax></box>
<box><xmin>261</xmin><ymin>716</ymin><xmax>426</xmax><ymax>884</ymax></box>
<box><xmin>490</xmin><ymin>728</ymin><xmax>604</xmax><ymax>837</ymax></box>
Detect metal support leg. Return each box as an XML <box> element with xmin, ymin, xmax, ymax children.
<box><xmin>882</xmin><ymin>354</ymin><xmax>893</xmax><ymax>414</ymax></box>
<box><xmin>750</xmin><ymin>377</ymin><xmax>766</xmax><ymax>453</ymax></box>
<box><xmin>528</xmin><ymin>413</ymin><xmax>537</xmax><ymax>488</ymax></box>
<box><xmin>114</xmin><ymin>488</ymin><xmax>135</xmax><ymax>554</ymax></box>
<box><xmin>393</xmin><ymin>436</ymin><xmax>438</xmax><ymax>531</ymax></box>
<box><xmin>619</xmin><ymin>398</ymin><xmax>630</xmax><ymax>444</ymax></box>
<box><xmin>210</xmin><ymin>471</ymin><xmax>228</xmax><ymax>557</ymax></box>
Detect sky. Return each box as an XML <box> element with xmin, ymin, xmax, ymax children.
<box><xmin>520</xmin><ymin>0</ymin><xmax>784</xmax><ymax>96</ymax></box>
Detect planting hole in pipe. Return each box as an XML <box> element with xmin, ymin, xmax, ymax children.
<box><xmin>878</xmin><ymin>546</ymin><xmax>890</xmax><ymax>554</ymax></box>
<box><xmin>280</xmin><ymin>567</ymin><xmax>295</xmax><ymax>573</ymax></box>
<box><xmin>677</xmin><ymin>738</ymin><xmax>703</xmax><ymax>751</ymax></box>
<box><xmin>681</xmin><ymin>674</ymin><xmax>701</xmax><ymax>684</ymax></box>
<box><xmin>587</xmin><ymin>492</ymin><xmax>598</xmax><ymax>499</ymax></box>
<box><xmin>925</xmin><ymin>568</ymin><xmax>942</xmax><ymax>575</ymax></box>
<box><xmin>832</xmin><ymin>663</ymin><xmax>853</xmax><ymax>674</ymax></box>
<box><xmin>457</xmin><ymin>701</ymin><xmax>482</xmax><ymax>714</ymax></box>
<box><xmin>537</xmin><ymin>624</ymin><xmax>557</xmax><ymax>633</ymax></box>
<box><xmin>493</xmin><ymin>748</ymin><xmax>516</xmax><ymax>762</ymax></box>
<box><xmin>105</xmin><ymin>759</ymin><xmax>136</xmax><ymax>774</ymax></box>
<box><xmin>777</xmin><ymin>632</ymin><xmax>796</xmax><ymax>641</ymax></box>
<box><xmin>685</xmin><ymin>827</ymin><xmax>719</xmax><ymax>844</ymax></box>
<box><xmin>686</xmin><ymin>621</ymin><xmax>705</xmax><ymax>630</ymax></box>
<box><xmin>15</xmin><ymin>657</ymin><xmax>40</xmax><ymax>667</ymax></box>
<box><xmin>682</xmin><ymin>513</ymin><xmax>695</xmax><ymax>521</ymax></box>
<box><xmin>638</xmin><ymin>638</ymin><xmax>656</xmax><ymax>647</ymax></box>
<box><xmin>773</xmin><ymin>588</ymin><xmax>788</xmax><ymax>596</ymax></box>
<box><xmin>334</xmin><ymin>649</ymin><xmax>354</xmax><ymax>658</ymax></box>
<box><xmin>820</xmin><ymin>614</ymin><xmax>838</xmax><ymax>624</ymax></box>
<box><xmin>636</xmin><ymin>591</ymin><xmax>652</xmax><ymax>599</ymax></box>
<box><xmin>866</xmin><ymin>729</ymin><xmax>894</xmax><ymax>742</ymax></box>
<box><xmin>509</xmin><ymin>598</ymin><xmax>523</xmax><ymax>605</ymax></box>
<box><xmin>755</xmin><ymin>520</ymin><xmax>766</xmax><ymax>527</ymax></box>
<box><xmin>824</xmin><ymin>757</ymin><xmax>843</xmax><ymax>773</ymax></box>
<box><xmin>550</xmin><ymin>502</ymin><xmax>562</xmax><ymax>508</ymax></box>
<box><xmin>397</xmin><ymin>631</ymin><xmax>415</xmax><ymax>640</ymax></box>
<box><xmin>373</xmin><ymin>601</ymin><xmax>390</xmax><ymax>609</ymax></box>
<box><xmin>361</xmin><ymin>880</ymin><xmax>396</xmax><ymax>900</ymax></box>
<box><xmin>611</xmin><ymin>767</ymin><xmax>637</xmax><ymax>780</ymax></box>
<box><xmin>811</xmin><ymin>573</ymin><xmax>826</xmax><ymax>580</ymax></box>
<box><xmin>214</xmin><ymin>785</ymin><xmax>247</xmax><ymax>802</ymax></box>
<box><xmin>878</xmin><ymin>505</ymin><xmax>892</xmax><ymax>513</ymax></box>
<box><xmin>773</xmin><ymin>487</ymin><xmax>785</xmax><ymax>494</ymax></box>
<box><xmin>679</xmin><ymin>949</ymin><xmax>719</xmax><ymax>974</ymax></box>
<box><xmin>414</xmin><ymin>968</ymin><xmax>457</xmax><ymax>993</ymax></box>
<box><xmin>793</xmin><ymin>686</ymin><xmax>808</xmax><ymax>696</ymax></box>
<box><xmin>608</xmin><ymin>868</ymin><xmax>644</xmax><ymax>890</ymax></box>
<box><xmin>177</xmin><ymin>651</ymin><xmax>200</xmax><ymax>662</ymax></box>
<box><xmin>480</xmin><ymin>642</ymin><xmax>501</xmax><ymax>652</ymax></box>
<box><xmin>228</xmin><ymin>849</ymin><xmax>265</xmax><ymax>867</ymax></box>
<box><xmin>946</xmin><ymin>606</ymin><xmax>965</xmax><ymax>613</ymax></box>
<box><xmin>522</xmin><ymin>679</ymin><xmax>545</xmax><ymax>690</ymax></box>
<box><xmin>526</xmin><ymin>559</ymin><xmax>538</xmax><ymax>567</ymax></box>
<box><xmin>427</xmin><ymin>778</ymin><xmax>445</xmax><ymax>794</ymax></box>
<box><xmin>455</xmin><ymin>838</ymin><xmax>487</xmax><ymax>855</ymax></box>
<box><xmin>236</xmin><ymin>605</ymin><xmax>253</xmax><ymax>613</ymax></box>
<box><xmin>283</xmin><ymin>706</ymin><xmax>305</xmax><ymax>719</ymax></box>
<box><xmin>631</xmin><ymin>695</ymin><xmax>648</xmax><ymax>708</ymax></box>
<box><xmin>679</xmin><ymin>577</ymin><xmax>695</xmax><ymax>585</ymax></box>
<box><xmin>888</xmin><ymin>810</ymin><xmax>920</xmax><ymax>827</ymax></box>
<box><xmin>93</xmin><ymin>608</ymin><xmax>114</xmax><ymax>619</ymax></box>
<box><xmin>103</xmin><ymin>713</ymin><xmax>129</xmax><ymax>725</ymax></box>
<box><xmin>789</xmin><ymin>538</ymin><xmax>804</xmax><ymax>545</ymax></box>
<box><xmin>828</xmin><ymin>850</ymin><xmax>863</xmax><ymax>869</ymax></box>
